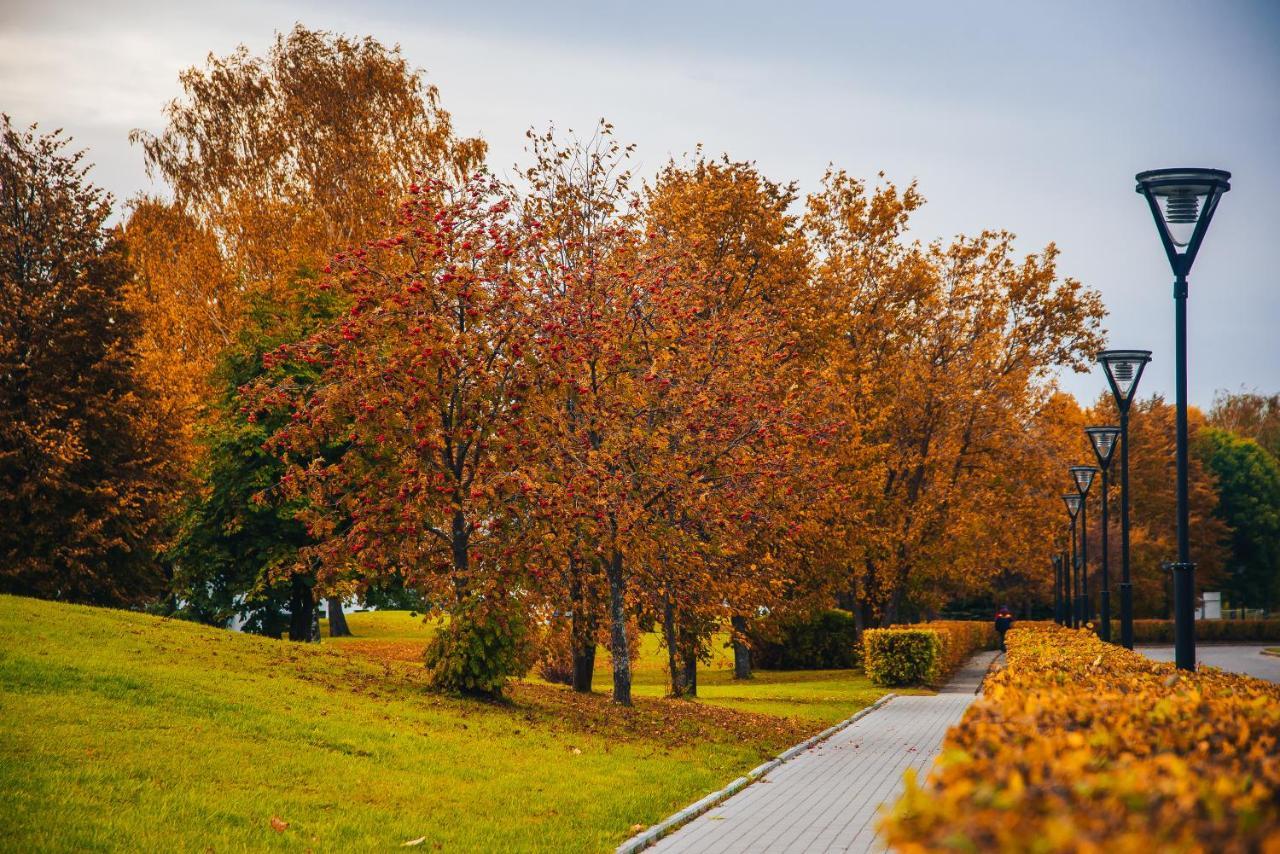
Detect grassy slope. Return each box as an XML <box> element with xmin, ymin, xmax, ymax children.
<box><xmin>2</xmin><ymin>598</ymin><xmax>886</xmax><ymax>852</ymax></box>
<box><xmin>324</xmin><ymin>610</ymin><xmax>891</xmax><ymax>724</ymax></box>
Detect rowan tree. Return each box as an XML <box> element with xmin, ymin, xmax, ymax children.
<box><xmin>0</xmin><ymin>117</ymin><xmax>178</xmax><ymax>605</ymax></box>
<box><xmin>257</xmin><ymin>175</ymin><xmax>542</xmax><ymax>689</ymax></box>
<box><xmin>520</xmin><ymin>127</ymin><xmax>811</xmax><ymax>703</ymax></box>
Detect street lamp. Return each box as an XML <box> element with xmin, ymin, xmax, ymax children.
<box><xmin>1085</xmin><ymin>426</ymin><xmax>1121</xmax><ymax>642</ymax></box>
<box><xmin>1098</xmin><ymin>349</ymin><xmax>1151</xmax><ymax>649</ymax></box>
<box><xmin>1062</xmin><ymin>492</ymin><xmax>1083</xmax><ymax>627</ymax></box>
<box><xmin>1136</xmin><ymin>167</ymin><xmax>1231</xmax><ymax>671</ymax></box>
<box><xmin>1070</xmin><ymin>466</ymin><xmax>1099</xmax><ymax>625</ymax></box>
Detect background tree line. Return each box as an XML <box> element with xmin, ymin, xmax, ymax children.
<box><xmin>2</xmin><ymin>25</ymin><xmax>1276</xmax><ymax>702</ymax></box>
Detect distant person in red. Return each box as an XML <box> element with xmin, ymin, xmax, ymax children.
<box><xmin>994</xmin><ymin>607</ymin><xmax>1014</xmax><ymax>652</ymax></box>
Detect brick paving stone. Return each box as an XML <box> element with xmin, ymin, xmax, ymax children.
<box><xmin>647</xmin><ymin>651</ymin><xmax>999</xmax><ymax>854</ymax></box>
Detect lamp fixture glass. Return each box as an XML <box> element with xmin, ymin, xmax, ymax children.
<box><xmin>1135</xmin><ymin>168</ymin><xmax>1231</xmax><ymax>269</ymax></box>
<box><xmin>1097</xmin><ymin>349</ymin><xmax>1152</xmax><ymax>407</ymax></box>
<box><xmin>1070</xmin><ymin>465</ymin><xmax>1099</xmax><ymax>496</ymax></box>
<box><xmin>1062</xmin><ymin>492</ymin><xmax>1082</xmax><ymax>518</ymax></box>
<box><xmin>1085</xmin><ymin>426</ymin><xmax>1121</xmax><ymax>470</ymax></box>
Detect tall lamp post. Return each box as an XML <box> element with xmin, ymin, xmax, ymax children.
<box><xmin>1052</xmin><ymin>553</ymin><xmax>1063</xmax><ymax>625</ymax></box>
<box><xmin>1098</xmin><ymin>350</ymin><xmax>1151</xmax><ymax>648</ymax></box>
<box><xmin>1060</xmin><ymin>550</ymin><xmax>1070</xmax><ymax>625</ymax></box>
<box><xmin>1135</xmin><ymin>167</ymin><xmax>1231</xmax><ymax>670</ymax></box>
<box><xmin>1062</xmin><ymin>493</ymin><xmax>1082</xmax><ymax>627</ymax></box>
<box><xmin>1070</xmin><ymin>466</ymin><xmax>1099</xmax><ymax>624</ymax></box>
<box><xmin>1085</xmin><ymin>427</ymin><xmax>1121</xmax><ymax>642</ymax></box>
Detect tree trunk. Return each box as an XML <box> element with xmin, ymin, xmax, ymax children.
<box><xmin>568</xmin><ymin>558</ymin><xmax>596</xmax><ymax>693</ymax></box>
<box><xmin>327</xmin><ymin>597</ymin><xmax>352</xmax><ymax>637</ymax></box>
<box><xmin>662</xmin><ymin>593</ymin><xmax>689</xmax><ymax>697</ymax></box>
<box><xmin>730</xmin><ymin>614</ymin><xmax>752</xmax><ymax>680</ymax></box>
<box><xmin>288</xmin><ymin>576</ymin><xmax>314</xmax><ymax>642</ymax></box>
<box><xmin>572</xmin><ymin>641</ymin><xmax>596</xmax><ymax>693</ymax></box>
<box><xmin>606</xmin><ymin>548</ymin><xmax>631</xmax><ymax>706</ymax></box>
<box><xmin>681</xmin><ymin>646</ymin><xmax>698</xmax><ymax>697</ymax></box>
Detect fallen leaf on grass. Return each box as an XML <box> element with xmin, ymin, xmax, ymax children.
<box><xmin>402</xmin><ymin>837</ymin><xmax>427</xmax><ymax>847</ymax></box>
<box><xmin>270</xmin><ymin>816</ymin><xmax>289</xmax><ymax>833</ymax></box>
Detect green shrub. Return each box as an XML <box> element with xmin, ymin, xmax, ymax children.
<box><xmin>748</xmin><ymin>609</ymin><xmax>861</xmax><ymax>670</ymax></box>
<box><xmin>863</xmin><ymin>628</ymin><xmax>941</xmax><ymax>686</ymax></box>
<box><xmin>424</xmin><ymin>597</ymin><xmax>533</xmax><ymax>698</ymax></box>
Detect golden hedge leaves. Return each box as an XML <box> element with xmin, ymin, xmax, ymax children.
<box><xmin>881</xmin><ymin>622</ymin><xmax>1280</xmax><ymax>852</ymax></box>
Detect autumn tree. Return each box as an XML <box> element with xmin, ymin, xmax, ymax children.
<box><xmin>640</xmin><ymin>153</ymin><xmax>818</xmax><ymax>689</ymax></box>
<box><xmin>0</xmin><ymin>117</ymin><xmax>178</xmax><ymax>605</ymax></box>
<box><xmin>1209</xmin><ymin>390</ymin><xmax>1280</xmax><ymax>461</ymax></box>
<box><xmin>519</xmin><ymin>127</ymin><xmax>810</xmax><ymax>703</ymax></box>
<box><xmin>122</xmin><ymin>198</ymin><xmax>238</xmax><ymax>468</ymax></box>
<box><xmin>132</xmin><ymin>25</ymin><xmax>486</xmax><ymax>301</ymax></box>
<box><xmin>1091</xmin><ymin>395</ymin><xmax>1228</xmax><ymax>617</ymax></box>
<box><xmin>803</xmin><ymin>170</ymin><xmax>1107</xmax><ymax>625</ymax></box>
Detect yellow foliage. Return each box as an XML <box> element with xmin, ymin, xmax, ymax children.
<box><xmin>881</xmin><ymin>622</ymin><xmax>1280</xmax><ymax>852</ymax></box>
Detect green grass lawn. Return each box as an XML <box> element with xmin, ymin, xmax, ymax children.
<box><xmin>3</xmin><ymin>598</ymin><xmax>887</xmax><ymax>851</ymax></box>
<box><xmin>323</xmin><ymin>611</ymin><xmax>892</xmax><ymax>725</ymax></box>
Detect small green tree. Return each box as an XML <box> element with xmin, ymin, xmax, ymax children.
<box><xmin>169</xmin><ymin>283</ymin><xmax>341</xmax><ymax>638</ymax></box>
<box><xmin>1196</xmin><ymin>427</ymin><xmax>1280</xmax><ymax>611</ymax></box>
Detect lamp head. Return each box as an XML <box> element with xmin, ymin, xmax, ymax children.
<box><xmin>1070</xmin><ymin>465</ymin><xmax>1099</xmax><ymax>496</ymax></box>
<box><xmin>1085</xmin><ymin>426</ymin><xmax>1121</xmax><ymax>471</ymax></box>
<box><xmin>1097</xmin><ymin>349</ymin><xmax>1152</xmax><ymax>412</ymax></box>
<box><xmin>1062</xmin><ymin>492</ymin><xmax>1083</xmax><ymax>519</ymax></box>
<box><xmin>1135</xmin><ymin>168</ymin><xmax>1230</xmax><ymax>275</ymax></box>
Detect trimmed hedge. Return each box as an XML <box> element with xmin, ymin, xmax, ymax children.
<box><xmin>863</xmin><ymin>628</ymin><xmax>940</xmax><ymax>686</ymax></box>
<box><xmin>927</xmin><ymin>620</ymin><xmax>997</xmax><ymax>677</ymax></box>
<box><xmin>1128</xmin><ymin>618</ymin><xmax>1280</xmax><ymax>643</ymax></box>
<box><xmin>863</xmin><ymin>620</ymin><xmax>996</xmax><ymax>687</ymax></box>
<box><xmin>881</xmin><ymin>623</ymin><xmax>1280</xmax><ymax>851</ymax></box>
<box><xmin>748</xmin><ymin>609</ymin><xmax>861</xmax><ymax>670</ymax></box>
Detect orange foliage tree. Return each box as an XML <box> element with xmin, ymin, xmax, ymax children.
<box><xmin>803</xmin><ymin>171</ymin><xmax>1107</xmax><ymax>626</ymax></box>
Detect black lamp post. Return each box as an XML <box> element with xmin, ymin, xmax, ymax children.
<box><xmin>1070</xmin><ymin>466</ymin><xmax>1098</xmax><ymax>624</ymax></box>
<box><xmin>1085</xmin><ymin>427</ymin><xmax>1121</xmax><ymax>642</ymax></box>
<box><xmin>1062</xmin><ymin>492</ymin><xmax>1082</xmax><ymax>627</ymax></box>
<box><xmin>1135</xmin><ymin>167</ymin><xmax>1231</xmax><ymax>670</ymax></box>
<box><xmin>1098</xmin><ymin>349</ymin><xmax>1151</xmax><ymax>649</ymax></box>
<box><xmin>1052</xmin><ymin>553</ymin><xmax>1063</xmax><ymax>625</ymax></box>
<box><xmin>1061</xmin><ymin>549</ymin><xmax>1070</xmax><ymax>625</ymax></box>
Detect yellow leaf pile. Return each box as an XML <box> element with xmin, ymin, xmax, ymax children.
<box><xmin>881</xmin><ymin>622</ymin><xmax>1280</xmax><ymax>853</ymax></box>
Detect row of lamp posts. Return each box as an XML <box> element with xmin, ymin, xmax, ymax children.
<box><xmin>1053</xmin><ymin>168</ymin><xmax>1230</xmax><ymax>672</ymax></box>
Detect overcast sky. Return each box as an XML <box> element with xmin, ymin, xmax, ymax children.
<box><xmin>3</xmin><ymin>0</ymin><xmax>1277</xmax><ymax>409</ymax></box>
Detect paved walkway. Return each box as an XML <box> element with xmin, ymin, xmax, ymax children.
<box><xmin>1139</xmin><ymin>644</ymin><xmax>1280</xmax><ymax>683</ymax></box>
<box><xmin>648</xmin><ymin>651</ymin><xmax>1000</xmax><ymax>854</ymax></box>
